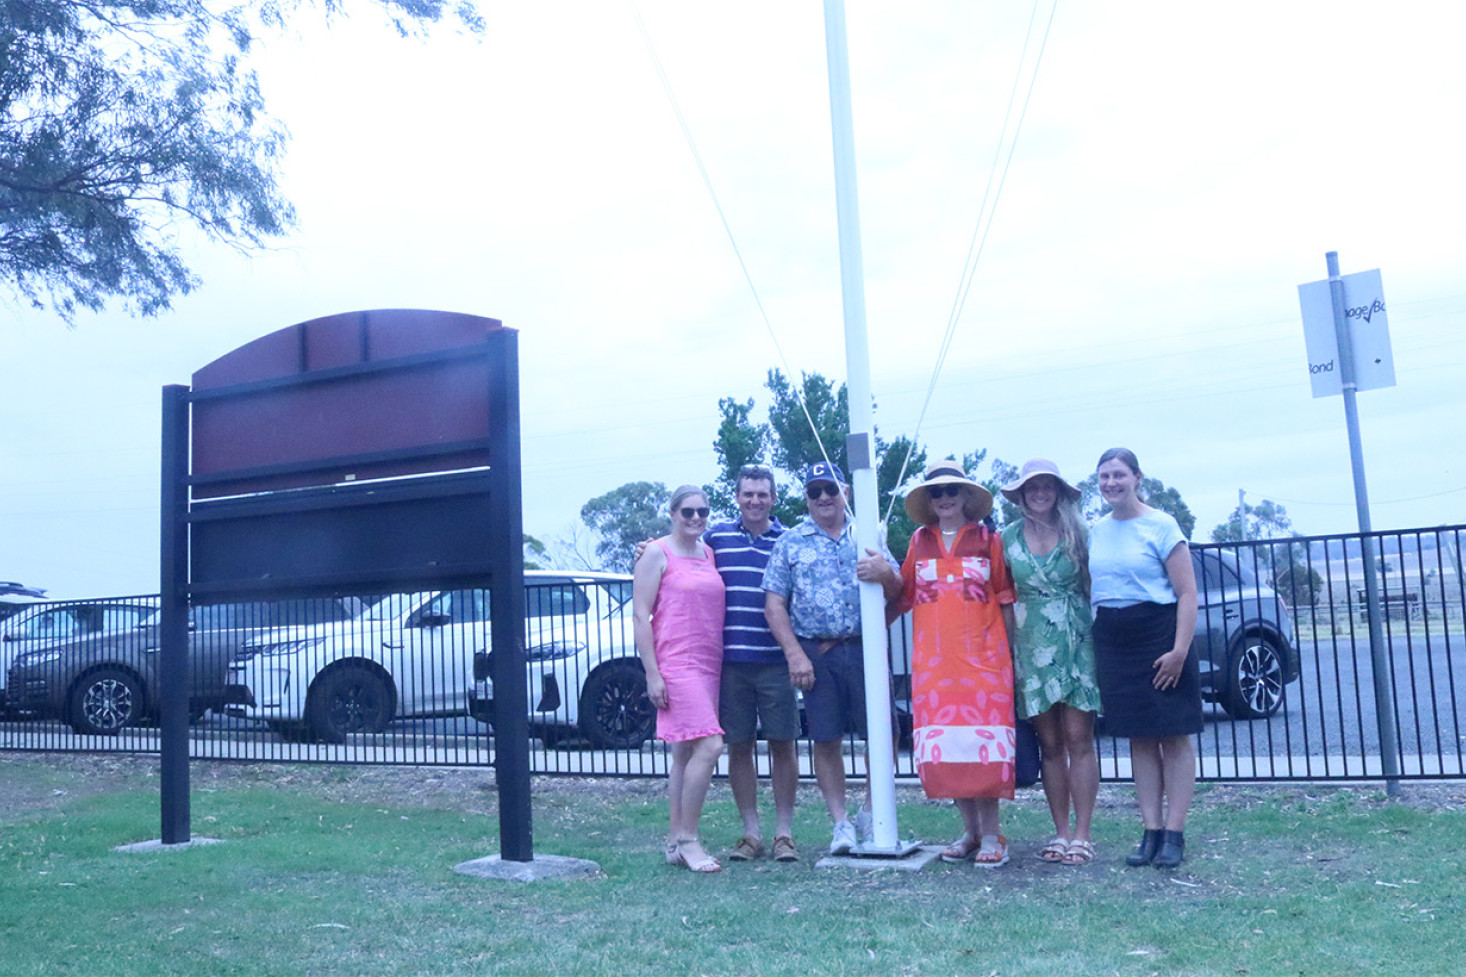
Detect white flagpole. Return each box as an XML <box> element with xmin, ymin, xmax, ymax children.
<box><xmin>822</xmin><ymin>0</ymin><xmax>901</xmax><ymax>853</ymax></box>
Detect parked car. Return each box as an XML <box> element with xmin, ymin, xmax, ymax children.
<box><xmin>466</xmin><ymin>573</ymin><xmax>641</xmax><ymax>748</ymax></box>
<box><xmin>6</xmin><ymin>598</ymin><xmax>361</xmax><ymax>734</ymax></box>
<box><xmin>1191</xmin><ymin>548</ymin><xmax>1299</xmax><ymax>719</ymax></box>
<box><xmin>0</xmin><ymin>598</ymin><xmax>158</xmax><ymax>716</ymax></box>
<box><xmin>229</xmin><ymin>571</ymin><xmax>637</xmax><ymax>744</ymax></box>
<box><xmin>0</xmin><ymin>581</ymin><xmax>47</xmax><ymax>622</ymax></box>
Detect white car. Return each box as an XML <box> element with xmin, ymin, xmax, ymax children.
<box><xmin>228</xmin><ymin>571</ymin><xmax>634</xmax><ymax>743</ymax></box>
<box><xmin>466</xmin><ymin>573</ymin><xmax>644</xmax><ymax>748</ymax></box>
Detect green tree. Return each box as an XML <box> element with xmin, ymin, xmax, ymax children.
<box><xmin>714</xmin><ymin>370</ymin><xmax>925</xmax><ymax>550</ymax></box>
<box><xmin>0</xmin><ymin>0</ymin><xmax>481</xmax><ymax>321</ymax></box>
<box><xmin>523</xmin><ymin>534</ymin><xmax>549</xmax><ymax>570</ymax></box>
<box><xmin>579</xmin><ymin>481</ymin><xmax>670</xmax><ymax>573</ymax></box>
<box><xmin>878</xmin><ymin>434</ymin><xmax>927</xmax><ymax>558</ymax></box>
<box><xmin>1076</xmin><ymin>473</ymin><xmax>1198</xmax><ymax>539</ymax></box>
<box><xmin>1211</xmin><ymin>499</ymin><xmax>1323</xmax><ymax>603</ymax></box>
<box><xmin>1211</xmin><ymin>498</ymin><xmax>1294</xmax><ymax>543</ymax></box>
<box><xmin>707</xmin><ymin>396</ymin><xmax>769</xmax><ymax>517</ymax></box>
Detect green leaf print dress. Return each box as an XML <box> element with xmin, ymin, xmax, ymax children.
<box><xmin>1001</xmin><ymin>522</ymin><xmax>1101</xmax><ymax>719</ymax></box>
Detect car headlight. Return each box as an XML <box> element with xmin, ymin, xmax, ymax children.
<box><xmin>525</xmin><ymin>641</ymin><xmax>584</xmax><ymax>662</ymax></box>
<box><xmin>16</xmin><ymin>650</ymin><xmax>62</xmax><ymax>667</ymax></box>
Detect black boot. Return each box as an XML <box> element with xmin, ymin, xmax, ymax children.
<box><xmin>1125</xmin><ymin>828</ymin><xmax>1162</xmax><ymax>867</ymax></box>
<box><xmin>1153</xmin><ymin>830</ymin><xmax>1185</xmax><ymax>868</ymax></box>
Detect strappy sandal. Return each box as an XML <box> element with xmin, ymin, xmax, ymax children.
<box><xmin>1038</xmin><ymin>837</ymin><xmax>1070</xmax><ymax>863</ymax></box>
<box><xmin>1062</xmin><ymin>839</ymin><xmax>1096</xmax><ymax>865</ymax></box>
<box><xmin>671</xmin><ymin>839</ymin><xmax>722</xmax><ymax>873</ymax></box>
<box><xmin>973</xmin><ymin>835</ymin><xmax>1010</xmax><ymax>869</ymax></box>
<box><xmin>939</xmin><ymin>834</ymin><xmax>981</xmax><ymax>863</ymax></box>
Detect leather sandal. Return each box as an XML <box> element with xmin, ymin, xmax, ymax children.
<box><xmin>729</xmin><ymin>836</ymin><xmax>764</xmax><ymax>861</ymax></box>
<box><xmin>973</xmin><ymin>835</ymin><xmax>1010</xmax><ymax>869</ymax></box>
<box><xmin>671</xmin><ymin>839</ymin><xmax>722</xmax><ymax>873</ymax></box>
<box><xmin>1062</xmin><ymin>839</ymin><xmax>1096</xmax><ymax>865</ymax></box>
<box><xmin>772</xmin><ymin>836</ymin><xmax>799</xmax><ymax>862</ymax></box>
<box><xmin>1038</xmin><ymin>837</ymin><xmax>1070</xmax><ymax>863</ymax></box>
<box><xmin>939</xmin><ymin>834</ymin><xmax>981</xmax><ymax>863</ymax></box>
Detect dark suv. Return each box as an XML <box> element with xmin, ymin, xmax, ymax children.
<box><xmin>1192</xmin><ymin>548</ymin><xmax>1299</xmax><ymax>719</ymax></box>
<box><xmin>1</xmin><ymin>599</ymin><xmax>157</xmax><ymax>717</ymax></box>
<box><xmin>7</xmin><ymin>598</ymin><xmax>360</xmax><ymax>734</ymax></box>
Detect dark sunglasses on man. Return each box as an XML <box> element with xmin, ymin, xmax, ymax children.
<box><xmin>806</xmin><ymin>483</ymin><xmax>841</xmax><ymax>500</ymax></box>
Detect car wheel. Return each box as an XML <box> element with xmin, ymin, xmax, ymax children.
<box><xmin>1222</xmin><ymin>635</ymin><xmax>1286</xmax><ymax>719</ymax></box>
<box><xmin>68</xmin><ymin>668</ymin><xmax>144</xmax><ymax>735</ymax></box>
<box><xmin>579</xmin><ymin>661</ymin><xmax>655</xmax><ymax>749</ymax></box>
<box><xmin>305</xmin><ymin>665</ymin><xmax>393</xmax><ymax>743</ymax></box>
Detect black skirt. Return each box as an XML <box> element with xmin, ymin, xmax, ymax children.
<box><xmin>1093</xmin><ymin>602</ymin><xmax>1202</xmax><ymax>738</ymax></box>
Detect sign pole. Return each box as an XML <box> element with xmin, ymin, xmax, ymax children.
<box><xmin>1325</xmin><ymin>251</ymin><xmax>1400</xmax><ymax>790</ymax></box>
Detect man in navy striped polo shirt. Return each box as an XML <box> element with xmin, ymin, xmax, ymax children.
<box><xmin>708</xmin><ymin>465</ymin><xmax>802</xmax><ymax>863</ymax></box>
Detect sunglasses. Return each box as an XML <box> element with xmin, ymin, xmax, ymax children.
<box><xmin>929</xmin><ymin>484</ymin><xmax>966</xmax><ymax>499</ymax></box>
<box><xmin>806</xmin><ymin>483</ymin><xmax>841</xmax><ymax>500</ymax></box>
<box><xmin>678</xmin><ymin>507</ymin><xmax>711</xmax><ymax>519</ymax></box>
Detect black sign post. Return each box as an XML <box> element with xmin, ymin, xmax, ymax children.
<box><xmin>157</xmin><ymin>310</ymin><xmax>531</xmax><ymax>858</ymax></box>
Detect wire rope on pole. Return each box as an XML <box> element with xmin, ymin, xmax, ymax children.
<box><xmin>882</xmin><ymin>0</ymin><xmax>1061</xmax><ymax>524</ymax></box>
<box><xmin>627</xmin><ymin>1</ymin><xmax>844</xmax><ymax>486</ymax></box>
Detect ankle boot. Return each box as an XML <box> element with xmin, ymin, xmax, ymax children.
<box><xmin>1125</xmin><ymin>828</ymin><xmax>1162</xmax><ymax>867</ymax></box>
<box><xmin>1153</xmin><ymin>830</ymin><xmax>1185</xmax><ymax>868</ymax></box>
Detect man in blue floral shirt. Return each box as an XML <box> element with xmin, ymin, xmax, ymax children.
<box><xmin>763</xmin><ymin>461</ymin><xmax>901</xmax><ymax>854</ymax></box>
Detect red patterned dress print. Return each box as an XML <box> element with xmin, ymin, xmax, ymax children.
<box><xmin>897</xmin><ymin>523</ymin><xmax>1017</xmax><ymax>799</ymax></box>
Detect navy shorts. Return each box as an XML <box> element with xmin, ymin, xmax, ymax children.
<box><xmin>800</xmin><ymin>637</ymin><xmax>869</xmax><ymax>742</ymax></box>
<box><xmin>719</xmin><ymin>661</ymin><xmax>801</xmax><ymax>744</ymax></box>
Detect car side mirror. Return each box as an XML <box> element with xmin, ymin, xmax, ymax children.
<box><xmin>416</xmin><ymin>612</ymin><xmax>452</xmax><ymax>629</ymax></box>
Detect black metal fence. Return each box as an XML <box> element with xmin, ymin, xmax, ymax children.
<box><xmin>3</xmin><ymin>526</ymin><xmax>1464</xmax><ymax>783</ymax></box>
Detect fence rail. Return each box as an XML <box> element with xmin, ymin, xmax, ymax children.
<box><xmin>3</xmin><ymin>525</ymin><xmax>1464</xmax><ymax>783</ymax></box>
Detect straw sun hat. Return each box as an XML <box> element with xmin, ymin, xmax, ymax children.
<box><xmin>904</xmin><ymin>460</ymin><xmax>994</xmax><ymax>526</ymax></box>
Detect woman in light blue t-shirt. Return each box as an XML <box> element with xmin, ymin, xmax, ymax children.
<box><xmin>1088</xmin><ymin>448</ymin><xmax>1199</xmax><ymax>869</ymax></box>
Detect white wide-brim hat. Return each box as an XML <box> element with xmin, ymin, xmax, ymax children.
<box><xmin>1000</xmin><ymin>458</ymin><xmax>1081</xmax><ymax>505</ymax></box>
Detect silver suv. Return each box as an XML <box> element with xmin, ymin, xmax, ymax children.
<box><xmin>1192</xmin><ymin>547</ymin><xmax>1298</xmax><ymax>719</ymax></box>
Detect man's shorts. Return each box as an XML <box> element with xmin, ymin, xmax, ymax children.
<box><xmin>799</xmin><ymin>636</ymin><xmax>869</xmax><ymax>743</ymax></box>
<box><xmin>719</xmin><ymin>661</ymin><xmax>801</xmax><ymax>744</ymax></box>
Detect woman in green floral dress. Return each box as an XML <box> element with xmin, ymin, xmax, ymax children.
<box><xmin>1000</xmin><ymin>459</ymin><xmax>1101</xmax><ymax>865</ymax></box>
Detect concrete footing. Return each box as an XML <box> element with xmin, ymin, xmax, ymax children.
<box><xmin>115</xmin><ymin>837</ymin><xmax>223</xmax><ymax>853</ymax></box>
<box><xmin>453</xmin><ymin>853</ymin><xmax>603</xmax><ymax>882</ymax></box>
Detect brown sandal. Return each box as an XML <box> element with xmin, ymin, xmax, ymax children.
<box><xmin>772</xmin><ymin>836</ymin><xmax>799</xmax><ymax>862</ymax></box>
<box><xmin>729</xmin><ymin>836</ymin><xmax>764</xmax><ymax>861</ymax></box>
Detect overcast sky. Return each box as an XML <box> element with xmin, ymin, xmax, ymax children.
<box><xmin>3</xmin><ymin>1</ymin><xmax>1464</xmax><ymax>598</ymax></box>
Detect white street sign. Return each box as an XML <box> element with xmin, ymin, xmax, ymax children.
<box><xmin>1298</xmin><ymin>268</ymin><xmax>1396</xmax><ymax>398</ymax></box>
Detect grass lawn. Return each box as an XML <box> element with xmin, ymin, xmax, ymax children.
<box><xmin>1</xmin><ymin>754</ymin><xmax>1462</xmax><ymax>976</ymax></box>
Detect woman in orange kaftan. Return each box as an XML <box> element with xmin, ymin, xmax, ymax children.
<box><xmin>897</xmin><ymin>460</ymin><xmax>1018</xmax><ymax>868</ymax></box>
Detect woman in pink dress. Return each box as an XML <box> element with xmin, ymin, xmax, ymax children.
<box><xmin>633</xmin><ymin>484</ymin><xmax>727</xmax><ymax>872</ymax></box>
